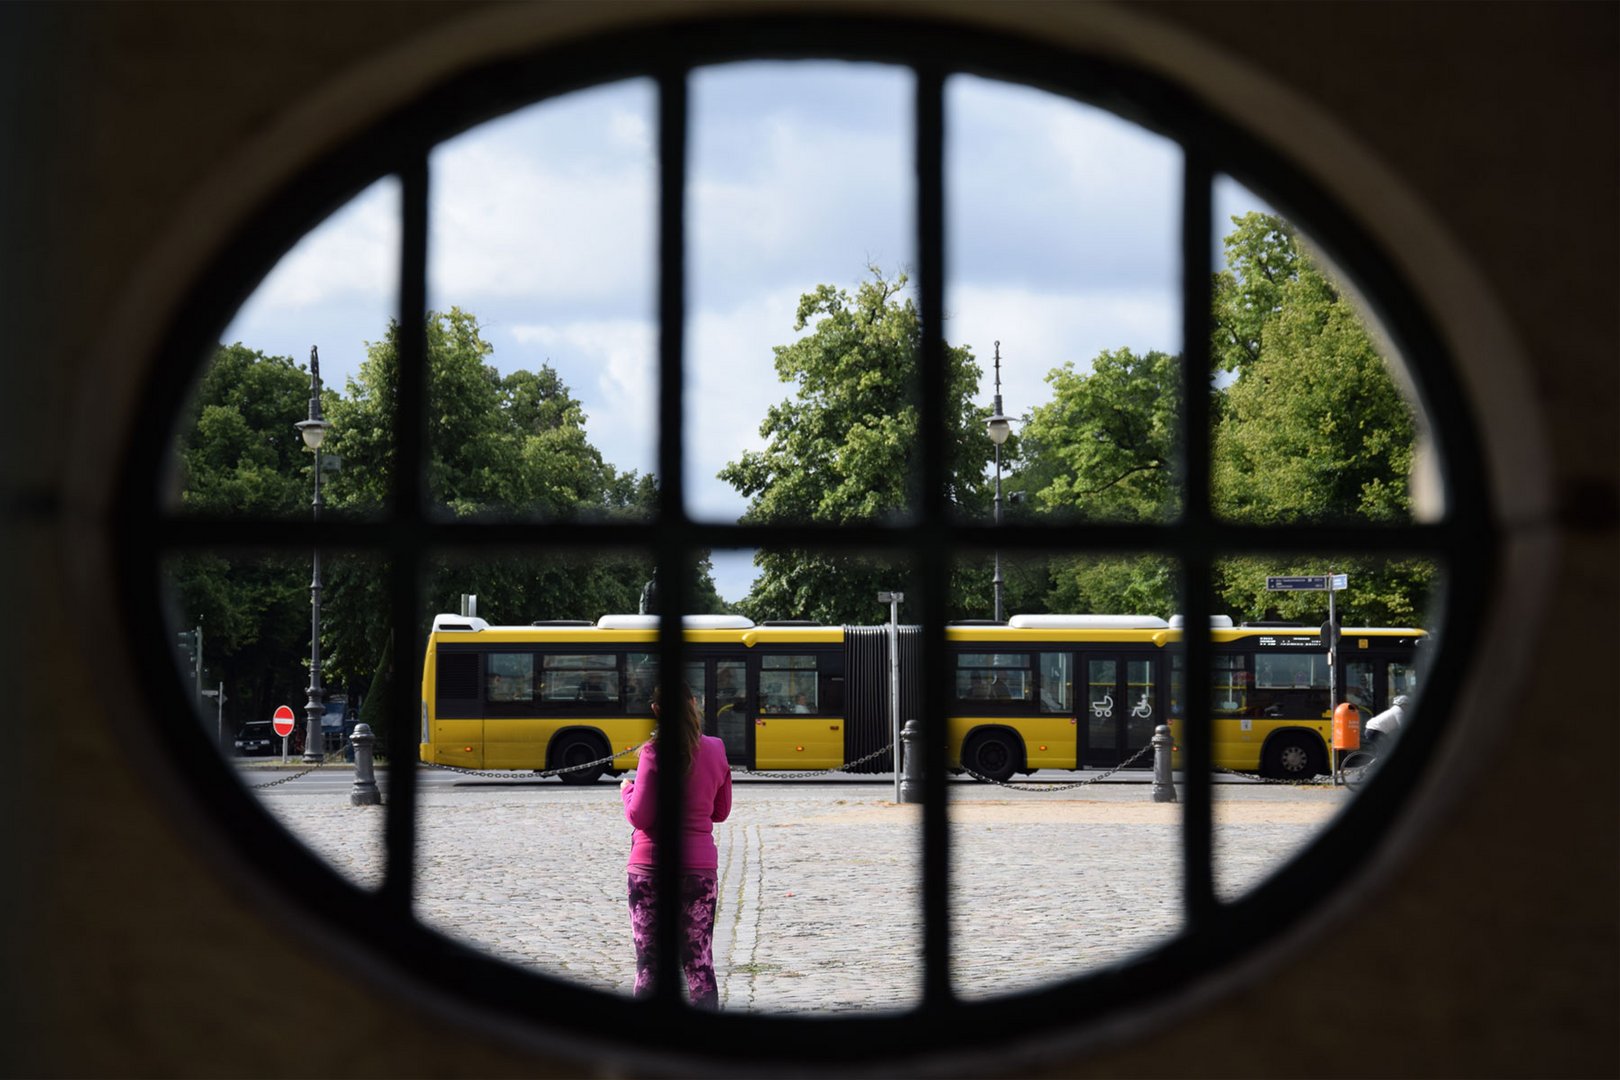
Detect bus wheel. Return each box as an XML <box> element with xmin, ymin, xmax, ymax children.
<box><xmin>553</xmin><ymin>733</ymin><xmax>608</xmax><ymax>784</ymax></box>
<box><xmin>1263</xmin><ymin>733</ymin><xmax>1323</xmax><ymax>781</ymax></box>
<box><xmin>964</xmin><ymin>731</ymin><xmax>1019</xmax><ymax>783</ymax></box>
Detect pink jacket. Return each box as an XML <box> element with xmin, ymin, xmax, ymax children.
<box><xmin>621</xmin><ymin>735</ymin><xmax>733</xmax><ymax>871</ymax></box>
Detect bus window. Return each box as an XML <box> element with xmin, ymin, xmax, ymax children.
<box><xmin>1251</xmin><ymin>652</ymin><xmax>1326</xmax><ymax>718</ymax></box>
<box><xmin>1345</xmin><ymin>661</ymin><xmax>1376</xmax><ymax>713</ymax></box>
<box><xmin>1039</xmin><ymin>652</ymin><xmax>1073</xmax><ymax>714</ymax></box>
<box><xmin>540</xmin><ymin>653</ymin><xmax>619</xmax><ymax>703</ymax></box>
<box><xmin>625</xmin><ymin>653</ymin><xmax>657</xmax><ymax>714</ymax></box>
<box><xmin>1213</xmin><ymin>654</ymin><xmax>1252</xmax><ymax>716</ymax></box>
<box><xmin>1388</xmin><ymin>660</ymin><xmax>1418</xmax><ymax>702</ymax></box>
<box><xmin>487</xmin><ymin>652</ymin><xmax>535</xmax><ymax>704</ymax></box>
<box><xmin>761</xmin><ymin>654</ymin><xmax>819</xmax><ymax>714</ymax></box>
<box><xmin>955</xmin><ymin>653</ymin><xmax>1032</xmax><ymax>704</ymax></box>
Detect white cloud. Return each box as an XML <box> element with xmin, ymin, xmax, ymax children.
<box><xmin>429</xmin><ymin>139</ymin><xmax>655</xmax><ymax>309</ymax></box>
<box><xmin>503</xmin><ymin>318</ymin><xmax>657</xmax><ymax>477</ymax></box>
<box><xmin>683</xmin><ymin>286</ymin><xmax>812</xmax><ymax>522</ymax></box>
<box><xmin>945</xmin><ymin>284</ymin><xmax>1180</xmax><ymax>418</ymax></box>
<box><xmin>239</xmin><ymin>178</ymin><xmax>400</xmax><ymax>313</ymax></box>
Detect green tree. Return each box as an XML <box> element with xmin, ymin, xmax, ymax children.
<box><xmin>1009</xmin><ymin>213</ymin><xmax>1431</xmax><ymax>624</ymax></box>
<box><xmin>1209</xmin><ymin>212</ymin><xmax>1433</xmax><ymax>623</ymax></box>
<box><xmin>720</xmin><ymin>270</ymin><xmax>995</xmax><ymax>623</ymax></box>
<box><xmin>170</xmin><ymin>344</ymin><xmax>319</xmax><ymax>736</ymax></box>
<box><xmin>320</xmin><ymin>308</ymin><xmax>720</xmax><ymax>679</ymax></box>
<box><xmin>1013</xmin><ymin>348</ymin><xmax>1182</xmax><ymax>618</ymax></box>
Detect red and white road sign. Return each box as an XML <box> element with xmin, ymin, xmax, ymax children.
<box><xmin>272</xmin><ymin>705</ymin><xmax>297</xmax><ymax>738</ymax></box>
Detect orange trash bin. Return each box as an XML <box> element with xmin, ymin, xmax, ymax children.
<box><xmin>1332</xmin><ymin>702</ymin><xmax>1361</xmax><ymax>751</ymax></box>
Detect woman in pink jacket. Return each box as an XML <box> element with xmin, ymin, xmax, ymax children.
<box><xmin>619</xmin><ymin>684</ymin><xmax>732</xmax><ymax>1007</ymax></box>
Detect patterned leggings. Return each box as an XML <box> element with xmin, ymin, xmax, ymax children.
<box><xmin>627</xmin><ymin>870</ymin><xmax>720</xmax><ymax>1008</ymax></box>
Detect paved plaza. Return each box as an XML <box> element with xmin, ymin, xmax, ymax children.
<box><xmin>254</xmin><ymin>771</ymin><xmax>1346</xmax><ymax>1012</ymax></box>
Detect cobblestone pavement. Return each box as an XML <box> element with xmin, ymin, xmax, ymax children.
<box><xmin>255</xmin><ymin>774</ymin><xmax>1348</xmax><ymax>1013</ymax></box>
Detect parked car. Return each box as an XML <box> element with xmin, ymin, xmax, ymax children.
<box><xmin>234</xmin><ymin>720</ymin><xmax>281</xmax><ymax>756</ymax></box>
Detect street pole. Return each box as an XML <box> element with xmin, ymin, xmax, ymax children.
<box><xmin>1328</xmin><ymin>569</ymin><xmax>1338</xmax><ymax>784</ymax></box>
<box><xmin>296</xmin><ymin>346</ymin><xmax>331</xmax><ymax>763</ymax></box>
<box><xmin>877</xmin><ymin>591</ymin><xmax>904</xmax><ymax>803</ymax></box>
<box><xmin>193</xmin><ymin>624</ymin><xmax>204</xmax><ymax>710</ymax></box>
<box><xmin>986</xmin><ymin>342</ymin><xmax>1011</xmax><ymax>623</ymax></box>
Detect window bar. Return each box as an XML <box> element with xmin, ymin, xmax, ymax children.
<box><xmin>654</xmin><ymin>66</ymin><xmax>691</xmax><ymax>1011</ymax></box>
<box><xmin>1178</xmin><ymin>151</ymin><xmax>1216</xmax><ymax>928</ymax></box>
<box><xmin>382</xmin><ymin>154</ymin><xmax>430</xmax><ymax>916</ymax></box>
<box><xmin>914</xmin><ymin>63</ymin><xmax>953</xmax><ymax>1010</ymax></box>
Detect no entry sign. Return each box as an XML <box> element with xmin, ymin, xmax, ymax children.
<box><xmin>272</xmin><ymin>705</ymin><xmax>297</xmax><ymax>738</ymax></box>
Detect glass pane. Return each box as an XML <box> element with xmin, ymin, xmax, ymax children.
<box><xmin>946</xmin><ymin>75</ymin><xmax>1183</xmax><ymax>525</ymax></box>
<box><xmin>168</xmin><ymin>176</ymin><xmax>400</xmax><ymax>520</ymax></box>
<box><xmin>1039</xmin><ymin>652</ymin><xmax>1074</xmax><ymax>714</ymax></box>
<box><xmin>428</xmin><ymin>81</ymin><xmax>658</xmax><ymax>522</ymax></box>
<box><xmin>487</xmin><ymin>653</ymin><xmax>535</xmax><ymax>703</ymax></box>
<box><xmin>1124</xmin><ymin>658</ymin><xmax>1158</xmax><ymax>750</ymax></box>
<box><xmin>1211</xmin><ymin>176</ymin><xmax>1440</xmax><ymax>525</ymax></box>
<box><xmin>164</xmin><ymin>549</ymin><xmax>389</xmax><ymax>890</ymax></box>
<box><xmin>688</xmin><ymin>62</ymin><xmax>918</xmax><ymax>525</ymax></box>
<box><xmin>1086</xmin><ymin>659</ymin><xmax>1118</xmax><ymax>751</ymax></box>
<box><xmin>1208</xmin><ymin>557</ymin><xmax>1445</xmax><ymax>901</ymax></box>
<box><xmin>759</xmin><ymin>656</ymin><xmax>819</xmax><ymax>715</ymax></box>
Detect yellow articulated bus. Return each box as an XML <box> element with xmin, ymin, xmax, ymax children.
<box><xmin>419</xmin><ymin>612</ymin><xmax>1422</xmax><ymax>782</ymax></box>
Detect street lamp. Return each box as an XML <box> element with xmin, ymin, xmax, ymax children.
<box><xmin>986</xmin><ymin>341</ymin><xmax>1012</xmax><ymax>622</ymax></box>
<box><xmin>297</xmin><ymin>346</ymin><xmax>330</xmax><ymax>762</ymax></box>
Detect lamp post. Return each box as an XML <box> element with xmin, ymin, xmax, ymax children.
<box><xmin>296</xmin><ymin>346</ymin><xmax>330</xmax><ymax>763</ymax></box>
<box><xmin>985</xmin><ymin>341</ymin><xmax>1012</xmax><ymax>623</ymax></box>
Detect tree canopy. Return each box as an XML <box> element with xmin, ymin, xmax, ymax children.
<box><xmin>171</xmin><ymin>313</ymin><xmax>721</xmax><ymax>733</ymax></box>
<box><xmin>718</xmin><ymin>269</ymin><xmax>996</xmax><ymax>623</ymax></box>
<box><xmin>1007</xmin><ymin>212</ymin><xmax>1430</xmax><ymax>625</ymax></box>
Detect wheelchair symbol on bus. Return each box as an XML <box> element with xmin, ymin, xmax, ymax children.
<box><xmin>1130</xmin><ymin>694</ymin><xmax>1153</xmax><ymax>719</ymax></box>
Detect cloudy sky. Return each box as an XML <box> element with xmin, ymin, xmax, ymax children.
<box><xmin>222</xmin><ymin>62</ymin><xmax>1269</xmax><ymax>602</ymax></box>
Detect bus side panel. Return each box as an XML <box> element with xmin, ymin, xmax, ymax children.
<box><xmin>483</xmin><ymin>717</ymin><xmax>655</xmax><ymax>771</ymax></box>
<box><xmin>1171</xmin><ymin>717</ymin><xmax>1331</xmax><ymax>773</ymax></box>
<box><xmin>1210</xmin><ymin>718</ymin><xmax>1267</xmax><ymax>773</ymax></box>
<box><xmin>432</xmin><ymin>720</ymin><xmax>485</xmax><ymax>768</ymax></box>
<box><xmin>1015</xmin><ymin>717</ymin><xmax>1078</xmax><ymax>770</ymax></box>
<box><xmin>755</xmin><ymin>716</ymin><xmax>843</xmax><ymax>770</ymax></box>
<box><xmin>484</xmin><ymin>718</ymin><xmax>550</xmax><ymax>770</ymax></box>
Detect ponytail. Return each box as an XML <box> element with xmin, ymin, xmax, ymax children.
<box><xmin>651</xmin><ymin>683</ymin><xmax>702</xmax><ymax>774</ymax></box>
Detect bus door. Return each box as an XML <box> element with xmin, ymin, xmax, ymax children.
<box><xmin>1344</xmin><ymin>650</ymin><xmax>1419</xmax><ymax>717</ymax></box>
<box><xmin>684</xmin><ymin>654</ymin><xmax>754</xmax><ymax>769</ymax></box>
<box><xmin>1078</xmin><ymin>652</ymin><xmax>1162</xmax><ymax>768</ymax></box>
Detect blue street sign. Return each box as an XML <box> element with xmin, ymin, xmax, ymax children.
<box><xmin>1267</xmin><ymin>575</ymin><xmax>1330</xmax><ymax>591</ymax></box>
<box><xmin>1330</xmin><ymin>573</ymin><xmax>1349</xmax><ymax>591</ymax></box>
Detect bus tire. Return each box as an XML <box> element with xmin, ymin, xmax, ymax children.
<box><xmin>1262</xmin><ymin>732</ymin><xmax>1324</xmax><ymax>781</ymax></box>
<box><xmin>963</xmin><ymin>730</ymin><xmax>1021</xmax><ymax>783</ymax></box>
<box><xmin>552</xmin><ymin>732</ymin><xmax>609</xmax><ymax>784</ymax></box>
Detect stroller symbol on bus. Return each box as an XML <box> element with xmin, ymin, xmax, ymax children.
<box><xmin>1090</xmin><ymin>693</ymin><xmax>1113</xmax><ymax>718</ymax></box>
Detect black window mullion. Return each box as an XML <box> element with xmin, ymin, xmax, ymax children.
<box><xmin>914</xmin><ymin>63</ymin><xmax>953</xmax><ymax>1011</ymax></box>
<box><xmin>382</xmin><ymin>154</ymin><xmax>430</xmax><ymax>916</ymax></box>
<box><xmin>653</xmin><ymin>66</ymin><xmax>690</xmax><ymax>1013</ymax></box>
<box><xmin>1179</xmin><ymin>151</ymin><xmax>1216</xmax><ymax>928</ymax></box>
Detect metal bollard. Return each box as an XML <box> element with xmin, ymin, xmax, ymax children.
<box><xmin>349</xmin><ymin>722</ymin><xmax>383</xmax><ymax>806</ymax></box>
<box><xmin>899</xmin><ymin>718</ymin><xmax>924</xmax><ymax>804</ymax></box>
<box><xmin>1151</xmin><ymin>724</ymin><xmax>1177</xmax><ymax>803</ymax></box>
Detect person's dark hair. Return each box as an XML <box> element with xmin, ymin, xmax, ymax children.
<box><xmin>651</xmin><ymin>683</ymin><xmax>702</xmax><ymax>774</ymax></box>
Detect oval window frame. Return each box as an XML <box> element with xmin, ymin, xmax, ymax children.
<box><xmin>108</xmin><ymin>14</ymin><xmax>1495</xmax><ymax>1071</ymax></box>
